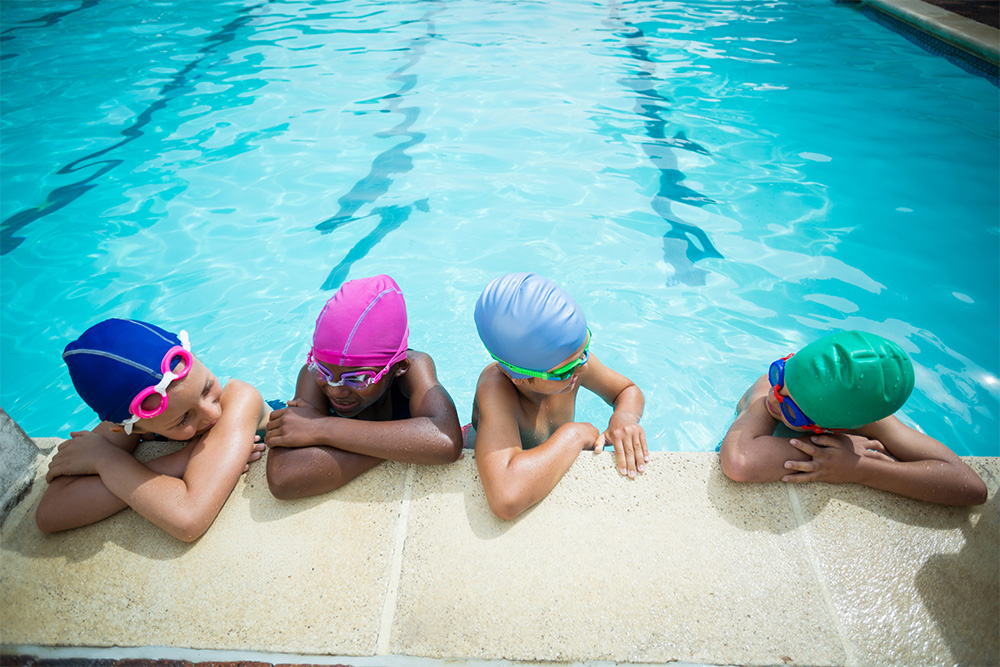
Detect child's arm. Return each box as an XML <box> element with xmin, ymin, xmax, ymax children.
<box><xmin>720</xmin><ymin>375</ymin><xmax>987</xmax><ymax>505</ymax></box>
<box><xmin>718</xmin><ymin>374</ymin><xmax>814</xmax><ymax>482</ymax></box>
<box><xmin>267</xmin><ymin>353</ymin><xmax>462</xmax><ymax>462</ymax></box>
<box><xmin>782</xmin><ymin>418</ymin><xmax>988</xmax><ymax>505</ymax></box>
<box><xmin>579</xmin><ymin>353</ymin><xmax>648</xmax><ymax>478</ymax></box>
<box><xmin>37</xmin><ymin>423</ymin><xmax>188</xmax><ymax>532</ymax></box>
<box><xmin>474</xmin><ymin>366</ymin><xmax>599</xmax><ymax>520</ymax></box>
<box><xmin>40</xmin><ymin>380</ymin><xmax>264</xmax><ymax>541</ymax></box>
<box><xmin>265</xmin><ymin>353</ymin><xmax>462</xmax><ymax>498</ymax></box>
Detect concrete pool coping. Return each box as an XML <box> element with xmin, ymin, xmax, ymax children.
<box><xmin>1</xmin><ymin>426</ymin><xmax>997</xmax><ymax>667</ymax></box>
<box><xmin>865</xmin><ymin>0</ymin><xmax>1000</xmax><ymax>64</ymax></box>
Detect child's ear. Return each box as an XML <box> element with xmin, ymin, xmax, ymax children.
<box><xmin>393</xmin><ymin>359</ymin><xmax>410</xmax><ymax>377</ymax></box>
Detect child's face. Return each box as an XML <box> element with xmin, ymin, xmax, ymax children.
<box><xmin>518</xmin><ymin>338</ymin><xmax>589</xmax><ymax>395</ymax></box>
<box><xmin>313</xmin><ymin>359</ymin><xmax>404</xmax><ymax>418</ymax></box>
<box><xmin>763</xmin><ymin>384</ymin><xmax>813</xmax><ymax>432</ymax></box>
<box><xmin>133</xmin><ymin>355</ymin><xmax>223</xmax><ymax>441</ymax></box>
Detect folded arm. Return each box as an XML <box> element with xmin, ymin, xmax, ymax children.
<box><xmin>36</xmin><ymin>424</ymin><xmax>193</xmax><ymax>533</ymax></box>
<box><xmin>783</xmin><ymin>418</ymin><xmax>987</xmax><ymax>505</ymax></box>
<box><xmin>267</xmin><ymin>354</ymin><xmax>462</xmax><ymax>462</ymax></box>
<box><xmin>474</xmin><ymin>367</ymin><xmax>598</xmax><ymax>520</ymax></box>
<box><xmin>41</xmin><ymin>380</ymin><xmax>263</xmax><ymax>541</ymax></box>
<box><xmin>720</xmin><ymin>375</ymin><xmax>987</xmax><ymax>505</ymax></box>
<box><xmin>265</xmin><ymin>353</ymin><xmax>462</xmax><ymax>498</ymax></box>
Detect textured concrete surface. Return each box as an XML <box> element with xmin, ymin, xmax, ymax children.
<box><xmin>393</xmin><ymin>455</ymin><xmax>843</xmax><ymax>665</ymax></box>
<box><xmin>1</xmin><ymin>440</ymin><xmax>409</xmax><ymax>657</ymax></box>
<box><xmin>1</xmin><ymin>444</ymin><xmax>998</xmax><ymax>666</ymax></box>
<box><xmin>793</xmin><ymin>459</ymin><xmax>1000</xmax><ymax>667</ymax></box>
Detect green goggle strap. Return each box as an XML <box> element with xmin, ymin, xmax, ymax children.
<box><xmin>490</xmin><ymin>328</ymin><xmax>591</xmax><ymax>380</ymax></box>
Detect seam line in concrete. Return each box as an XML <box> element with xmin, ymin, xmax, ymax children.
<box><xmin>786</xmin><ymin>485</ymin><xmax>857</xmax><ymax>667</ymax></box>
<box><xmin>376</xmin><ymin>463</ymin><xmax>415</xmax><ymax>655</ymax></box>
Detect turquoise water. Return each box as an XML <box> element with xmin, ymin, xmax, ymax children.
<box><xmin>2</xmin><ymin>0</ymin><xmax>997</xmax><ymax>455</ymax></box>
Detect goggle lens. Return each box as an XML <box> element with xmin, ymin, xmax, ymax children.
<box><xmin>308</xmin><ymin>360</ymin><xmax>382</xmax><ymax>390</ymax></box>
<box><xmin>548</xmin><ymin>349</ymin><xmax>589</xmax><ymax>381</ymax></box>
<box><xmin>767</xmin><ymin>353</ymin><xmax>821</xmax><ymax>432</ymax></box>
<box><xmin>127</xmin><ymin>345</ymin><xmax>193</xmax><ymax>421</ymax></box>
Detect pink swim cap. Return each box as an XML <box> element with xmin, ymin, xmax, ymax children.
<box><xmin>311</xmin><ymin>275</ymin><xmax>409</xmax><ymax>367</ymax></box>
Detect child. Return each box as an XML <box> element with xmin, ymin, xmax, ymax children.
<box><xmin>264</xmin><ymin>274</ymin><xmax>463</xmax><ymax>498</ymax></box>
<box><xmin>470</xmin><ymin>272</ymin><xmax>648</xmax><ymax>520</ymax></box>
<box><xmin>36</xmin><ymin>318</ymin><xmax>269</xmax><ymax>541</ymax></box>
<box><xmin>719</xmin><ymin>330</ymin><xmax>987</xmax><ymax>506</ymax></box>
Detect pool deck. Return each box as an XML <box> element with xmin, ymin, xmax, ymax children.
<box><xmin>866</xmin><ymin>0</ymin><xmax>1000</xmax><ymax>63</ymax></box>
<box><xmin>1</xmin><ymin>434</ymin><xmax>998</xmax><ymax>667</ymax></box>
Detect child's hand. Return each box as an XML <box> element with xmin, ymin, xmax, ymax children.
<box><xmin>782</xmin><ymin>433</ymin><xmax>887</xmax><ymax>483</ymax></box>
<box><xmin>265</xmin><ymin>400</ymin><xmax>326</xmax><ymax>449</ymax></box>
<box><xmin>46</xmin><ymin>432</ymin><xmax>124</xmax><ymax>482</ymax></box>
<box><xmin>242</xmin><ymin>439</ymin><xmax>266</xmax><ymax>473</ymax></box>
<box><xmin>571</xmin><ymin>422</ymin><xmax>602</xmax><ymax>450</ymax></box>
<box><xmin>596</xmin><ymin>423</ymin><xmax>648</xmax><ymax>479</ymax></box>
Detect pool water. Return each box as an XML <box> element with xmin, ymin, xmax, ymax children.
<box><xmin>2</xmin><ymin>0</ymin><xmax>997</xmax><ymax>455</ymax></box>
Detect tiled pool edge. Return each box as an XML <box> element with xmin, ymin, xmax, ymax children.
<box><xmin>864</xmin><ymin>0</ymin><xmax>1000</xmax><ymax>65</ymax></box>
<box><xmin>2</xmin><ymin>434</ymin><xmax>997</xmax><ymax>666</ymax></box>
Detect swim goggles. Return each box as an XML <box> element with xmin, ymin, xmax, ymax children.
<box><xmin>768</xmin><ymin>353</ymin><xmax>823</xmax><ymax>434</ymax></box>
<box><xmin>122</xmin><ymin>331</ymin><xmax>192</xmax><ymax>435</ymax></box>
<box><xmin>492</xmin><ymin>328</ymin><xmax>592</xmax><ymax>382</ymax></box>
<box><xmin>306</xmin><ymin>337</ymin><xmax>408</xmax><ymax>391</ymax></box>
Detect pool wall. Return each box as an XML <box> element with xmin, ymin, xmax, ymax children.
<box><xmin>865</xmin><ymin>0</ymin><xmax>1000</xmax><ymax>71</ymax></box>
<box><xmin>1</xmin><ymin>428</ymin><xmax>997</xmax><ymax>666</ymax></box>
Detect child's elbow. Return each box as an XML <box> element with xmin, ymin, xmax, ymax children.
<box><xmin>35</xmin><ymin>494</ymin><xmax>75</xmax><ymax>534</ymax></box>
<box><xmin>962</xmin><ymin>476</ymin><xmax>989</xmax><ymax>506</ymax></box>
<box><xmin>426</xmin><ymin>422</ymin><xmax>463</xmax><ymax>464</ymax></box>
<box><xmin>169</xmin><ymin>515</ymin><xmax>212</xmax><ymax>543</ymax></box>
<box><xmin>718</xmin><ymin>447</ymin><xmax>759</xmax><ymax>483</ymax></box>
<box><xmin>267</xmin><ymin>468</ymin><xmax>312</xmax><ymax>499</ymax></box>
<box><xmin>489</xmin><ymin>500</ymin><xmax>523</xmax><ymax>521</ymax></box>
<box><xmin>35</xmin><ymin>505</ymin><xmax>64</xmax><ymax>534</ymax></box>
<box><xmin>442</xmin><ymin>432</ymin><xmax>463</xmax><ymax>464</ymax></box>
<box><xmin>945</xmin><ymin>466</ymin><xmax>989</xmax><ymax>506</ymax></box>
<box><xmin>485</xmin><ymin>489</ymin><xmax>527</xmax><ymax>521</ymax></box>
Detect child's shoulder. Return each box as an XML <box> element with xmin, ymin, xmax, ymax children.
<box><xmin>219</xmin><ymin>377</ymin><xmax>264</xmax><ymax>398</ymax></box>
<box><xmin>398</xmin><ymin>349</ymin><xmax>445</xmax><ymax>391</ymax></box>
<box><xmin>405</xmin><ymin>348</ymin><xmax>433</xmax><ymax>365</ymax></box>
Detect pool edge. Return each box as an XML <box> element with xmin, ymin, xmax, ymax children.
<box><xmin>864</xmin><ymin>0</ymin><xmax>1000</xmax><ymax>65</ymax></box>
<box><xmin>2</xmin><ymin>436</ymin><xmax>997</xmax><ymax>666</ymax></box>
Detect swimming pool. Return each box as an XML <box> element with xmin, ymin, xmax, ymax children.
<box><xmin>2</xmin><ymin>0</ymin><xmax>997</xmax><ymax>456</ymax></box>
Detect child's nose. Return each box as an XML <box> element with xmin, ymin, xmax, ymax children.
<box><xmin>199</xmin><ymin>399</ymin><xmax>222</xmax><ymax>426</ymax></box>
<box><xmin>325</xmin><ymin>383</ymin><xmax>352</xmax><ymax>398</ymax></box>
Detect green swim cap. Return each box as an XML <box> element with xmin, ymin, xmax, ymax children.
<box><xmin>784</xmin><ymin>330</ymin><xmax>914</xmax><ymax>429</ymax></box>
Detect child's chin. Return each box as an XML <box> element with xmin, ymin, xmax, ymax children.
<box><xmin>329</xmin><ymin>400</ymin><xmax>361</xmax><ymax>416</ymax></box>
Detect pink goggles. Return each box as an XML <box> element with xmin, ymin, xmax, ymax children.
<box><xmin>122</xmin><ymin>331</ymin><xmax>192</xmax><ymax>435</ymax></box>
<box><xmin>306</xmin><ymin>334</ymin><xmax>408</xmax><ymax>391</ymax></box>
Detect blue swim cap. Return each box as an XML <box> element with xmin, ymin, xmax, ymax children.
<box><xmin>474</xmin><ymin>273</ymin><xmax>588</xmax><ymax>379</ymax></box>
<box><xmin>63</xmin><ymin>319</ymin><xmax>186</xmax><ymax>424</ymax></box>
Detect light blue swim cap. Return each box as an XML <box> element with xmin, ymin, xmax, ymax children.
<box><xmin>474</xmin><ymin>273</ymin><xmax>588</xmax><ymax>379</ymax></box>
